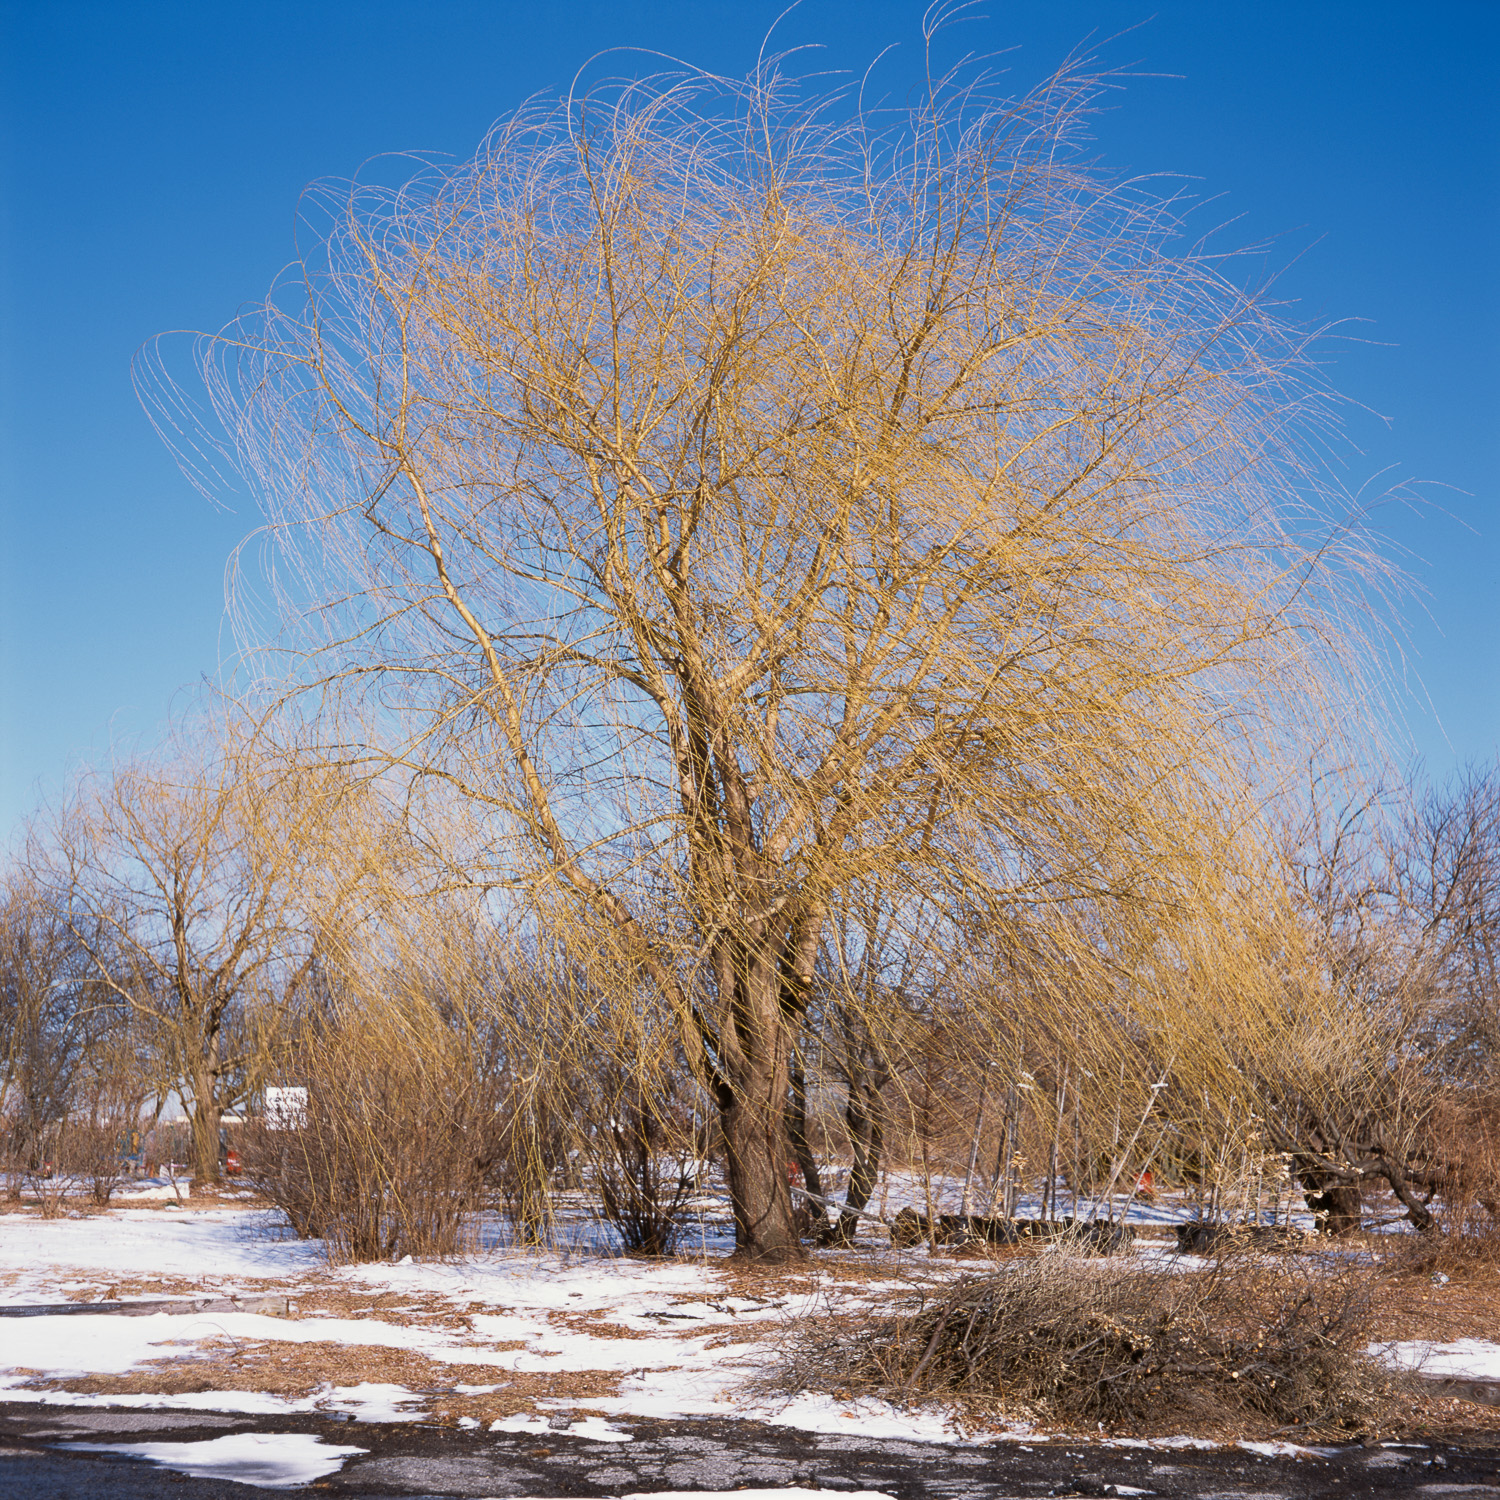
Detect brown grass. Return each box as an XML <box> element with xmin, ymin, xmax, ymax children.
<box><xmin>1367</xmin><ymin>1256</ymin><xmax>1500</xmax><ymax>1344</ymax></box>
<box><xmin>12</xmin><ymin>1235</ymin><xmax>1500</xmax><ymax>1443</ymax></box>
<box><xmin>25</xmin><ymin>1337</ymin><xmax>625</xmax><ymax>1420</ymax></box>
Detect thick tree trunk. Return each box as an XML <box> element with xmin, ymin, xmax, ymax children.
<box><xmin>190</xmin><ymin>1095</ymin><xmax>222</xmax><ymax>1186</ymax></box>
<box><xmin>1302</xmin><ymin>1176</ymin><xmax>1362</xmax><ymax>1235</ymax></box>
<box><xmin>189</xmin><ymin>1030</ymin><xmax>222</xmax><ymax>1186</ymax></box>
<box><xmin>721</xmin><ymin>1076</ymin><xmax>803</xmax><ymax>1263</ymax></box>
<box><xmin>712</xmin><ymin>950</ymin><xmax>806</xmax><ymax>1265</ymax></box>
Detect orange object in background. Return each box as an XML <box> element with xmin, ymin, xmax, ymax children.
<box><xmin>1135</xmin><ymin>1169</ymin><xmax>1155</xmax><ymax>1199</ymax></box>
<box><xmin>224</xmin><ymin>1149</ymin><xmax>242</xmax><ymax>1176</ymax></box>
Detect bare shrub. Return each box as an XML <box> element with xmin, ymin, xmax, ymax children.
<box><xmin>1389</xmin><ymin>1216</ymin><xmax>1500</xmax><ymax>1282</ymax></box>
<box><xmin>57</xmin><ymin>1121</ymin><xmax>128</xmax><ymax>1207</ymax></box>
<box><xmin>582</xmin><ymin>1068</ymin><xmax>701</xmax><ymax>1256</ymax></box>
<box><xmin>26</xmin><ymin>1175</ymin><xmax>72</xmax><ymax>1217</ymax></box>
<box><xmin>777</xmin><ymin>1250</ymin><xmax>1389</xmax><ymax>1434</ymax></box>
<box><xmin>1384</xmin><ymin>1090</ymin><xmax>1500</xmax><ymax>1277</ymax></box>
<box><xmin>22</xmin><ymin>1141</ymin><xmax>71</xmax><ymax>1219</ymax></box>
<box><xmin>241</xmin><ymin>1115</ymin><xmax>323</xmax><ymax>1239</ymax></box>
<box><xmin>485</xmin><ymin>1083</ymin><xmax>574</xmax><ymax>1246</ymax></box>
<box><xmin>242</xmin><ymin>1004</ymin><xmax>498</xmax><ymax>1262</ymax></box>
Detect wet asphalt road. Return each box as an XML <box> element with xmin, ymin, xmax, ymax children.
<box><xmin>2</xmin><ymin>1407</ymin><xmax>1498</xmax><ymax>1498</ymax></box>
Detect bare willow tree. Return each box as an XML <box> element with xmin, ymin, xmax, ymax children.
<box><xmin>150</xmin><ymin>46</ymin><xmax>1377</xmax><ymax>1259</ymax></box>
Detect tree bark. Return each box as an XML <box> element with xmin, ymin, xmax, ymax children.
<box><xmin>189</xmin><ymin>1028</ymin><xmax>222</xmax><ymax>1186</ymax></box>
<box><xmin>719</xmin><ymin>1067</ymin><xmax>803</xmax><ymax>1263</ymax></box>
<box><xmin>1301</xmin><ymin>1175</ymin><xmax>1362</xmax><ymax>1235</ymax></box>
<box><xmin>705</xmin><ymin>940</ymin><xmax>807</xmax><ymax>1264</ymax></box>
<box><xmin>834</xmin><ymin>1071</ymin><xmax>886</xmax><ymax>1246</ymax></box>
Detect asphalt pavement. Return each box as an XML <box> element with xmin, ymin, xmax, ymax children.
<box><xmin>2</xmin><ymin>1405</ymin><xmax>1498</xmax><ymax>1498</ymax></box>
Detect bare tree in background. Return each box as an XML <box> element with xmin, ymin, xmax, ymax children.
<box><xmin>0</xmin><ymin>873</ymin><xmax>115</xmax><ymax>1186</ymax></box>
<box><xmin>1395</xmin><ymin>764</ymin><xmax>1500</xmax><ymax>1087</ymax></box>
<box><xmin>150</xmin><ymin>44</ymin><xmax>1382</xmax><ymax>1259</ymax></box>
<box><xmin>44</xmin><ymin>719</ymin><xmax>362</xmax><ymax>1184</ymax></box>
<box><xmin>1270</xmin><ymin>762</ymin><xmax>1500</xmax><ymax>1232</ymax></box>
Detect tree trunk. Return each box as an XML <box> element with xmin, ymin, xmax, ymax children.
<box><xmin>987</xmin><ymin>1086</ymin><xmax>1019</xmax><ymax>1218</ymax></box>
<box><xmin>959</xmin><ymin>1068</ymin><xmax>990</xmax><ymax>1218</ymax></box>
<box><xmin>720</xmin><ymin>1075</ymin><xmax>803</xmax><ymax>1262</ymax></box>
<box><xmin>832</xmin><ymin>1040</ymin><xmax>888</xmax><ymax>1246</ymax></box>
<box><xmin>1379</xmin><ymin>1155</ymin><xmax>1437</xmax><ymax>1233</ymax></box>
<box><xmin>190</xmin><ymin>1093</ymin><xmax>222</xmax><ymax>1186</ymax></box>
<box><xmin>1303</xmin><ymin>1178</ymin><xmax>1362</xmax><ymax>1235</ymax></box>
<box><xmin>712</xmin><ymin>951</ymin><xmax>805</xmax><ymax>1265</ymax></box>
<box><xmin>189</xmin><ymin>1030</ymin><xmax>222</xmax><ymax>1186</ymax></box>
<box><xmin>1045</xmin><ymin>1060</ymin><xmax>1069</xmax><ymax>1221</ymax></box>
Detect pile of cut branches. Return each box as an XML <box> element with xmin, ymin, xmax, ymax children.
<box><xmin>777</xmin><ymin>1251</ymin><xmax>1390</xmax><ymax>1433</ymax></box>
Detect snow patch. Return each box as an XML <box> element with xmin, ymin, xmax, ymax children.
<box><xmin>54</xmin><ymin>1431</ymin><xmax>366</xmax><ymax>1489</ymax></box>
<box><xmin>1375</xmin><ymin>1339</ymin><xmax>1500</xmax><ymax>1381</ymax></box>
<box><xmin>1238</xmin><ymin>1440</ymin><xmax>1340</xmax><ymax>1459</ymax></box>
<box><xmin>520</xmin><ymin>1492</ymin><xmax>896</xmax><ymax>1500</ymax></box>
<box><xmin>486</xmin><ymin>1412</ymin><xmax>632</xmax><ymax>1442</ymax></box>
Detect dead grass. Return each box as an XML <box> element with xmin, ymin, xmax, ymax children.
<box><xmin>26</xmin><ymin>1337</ymin><xmax>623</xmax><ymax>1417</ymax></box>
<box><xmin>1367</xmin><ymin>1256</ymin><xmax>1500</xmax><ymax>1344</ymax></box>
<box><xmin>1373</xmin><ymin>1386</ymin><xmax>1500</xmax><ymax>1444</ymax></box>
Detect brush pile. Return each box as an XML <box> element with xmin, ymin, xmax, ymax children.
<box><xmin>778</xmin><ymin>1250</ymin><xmax>1390</xmax><ymax>1432</ymax></box>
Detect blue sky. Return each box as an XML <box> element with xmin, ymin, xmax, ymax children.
<box><xmin>1</xmin><ymin>1</ymin><xmax>1495</xmax><ymax>836</ymax></box>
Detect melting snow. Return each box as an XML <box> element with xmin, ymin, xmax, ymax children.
<box><xmin>1375</xmin><ymin>1339</ymin><xmax>1500</xmax><ymax>1381</ymax></box>
<box><xmin>53</xmin><ymin>1431</ymin><xmax>366</xmax><ymax>1489</ymax></box>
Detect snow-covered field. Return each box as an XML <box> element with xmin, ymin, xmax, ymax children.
<box><xmin>0</xmin><ymin>1201</ymin><xmax>981</xmax><ymax>1446</ymax></box>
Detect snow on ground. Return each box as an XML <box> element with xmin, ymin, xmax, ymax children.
<box><xmin>0</xmin><ymin>1207</ymin><xmax>326</xmax><ymax>1297</ymax></box>
<box><xmin>1376</xmin><ymin>1339</ymin><xmax>1500</xmax><ymax>1381</ymax></box>
<box><xmin>0</xmin><ymin>1179</ymin><xmax>1446</xmax><ymax>1455</ymax></box>
<box><xmin>55</xmin><ymin>1432</ymin><xmax>367</xmax><ymax>1490</ymax></box>
<box><xmin>0</xmin><ymin>1204</ymin><xmax>973</xmax><ymax>1443</ymax></box>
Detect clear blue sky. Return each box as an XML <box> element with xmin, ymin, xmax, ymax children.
<box><xmin>1</xmin><ymin>1</ymin><xmax>1495</xmax><ymax>836</ymax></box>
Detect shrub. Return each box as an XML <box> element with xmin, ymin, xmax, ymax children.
<box><xmin>584</xmin><ymin>1075</ymin><xmax>701</xmax><ymax>1256</ymax></box>
<box><xmin>1399</xmin><ymin>1091</ymin><xmax>1500</xmax><ymax>1274</ymax></box>
<box><xmin>242</xmin><ymin>1005</ymin><xmax>499</xmax><ymax>1262</ymax></box>
<box><xmin>57</xmin><ymin>1119</ymin><xmax>129</xmax><ymax>1206</ymax></box>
